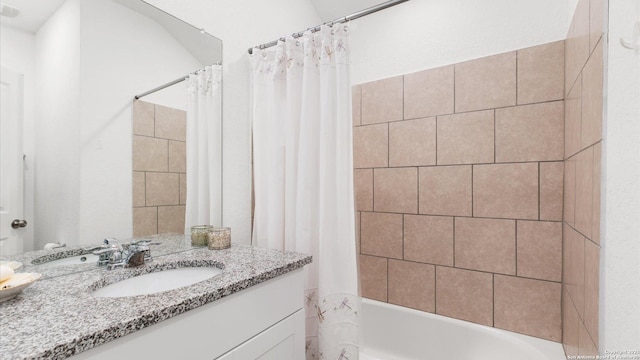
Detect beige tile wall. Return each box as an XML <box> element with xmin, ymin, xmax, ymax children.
<box><xmin>562</xmin><ymin>0</ymin><xmax>603</xmax><ymax>357</ymax></box>
<box><xmin>355</xmin><ymin>40</ymin><xmax>565</xmax><ymax>342</ymax></box>
<box><xmin>132</xmin><ymin>100</ymin><xmax>186</xmax><ymax>237</ymax></box>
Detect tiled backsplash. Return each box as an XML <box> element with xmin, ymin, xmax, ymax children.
<box><xmin>354</xmin><ymin>40</ymin><xmax>566</xmax><ymax>342</ymax></box>
<box><xmin>132</xmin><ymin>100</ymin><xmax>187</xmax><ymax>237</ymax></box>
<box><xmin>562</xmin><ymin>0</ymin><xmax>603</xmax><ymax>356</ymax></box>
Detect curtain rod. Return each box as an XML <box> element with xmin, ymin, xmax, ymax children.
<box><xmin>134</xmin><ymin>62</ymin><xmax>222</xmax><ymax>100</ymax></box>
<box><xmin>247</xmin><ymin>0</ymin><xmax>409</xmax><ymax>54</ymax></box>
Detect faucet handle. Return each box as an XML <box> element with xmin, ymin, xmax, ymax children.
<box><xmin>103</xmin><ymin>238</ymin><xmax>122</xmax><ymax>251</ymax></box>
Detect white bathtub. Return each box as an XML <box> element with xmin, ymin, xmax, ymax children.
<box><xmin>360</xmin><ymin>299</ymin><xmax>566</xmax><ymax>360</ymax></box>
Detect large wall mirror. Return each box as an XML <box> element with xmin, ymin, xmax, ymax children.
<box><xmin>0</xmin><ymin>0</ymin><xmax>222</xmax><ymax>257</ymax></box>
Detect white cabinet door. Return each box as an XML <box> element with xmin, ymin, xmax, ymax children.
<box><xmin>224</xmin><ymin>309</ymin><xmax>304</xmax><ymax>360</ymax></box>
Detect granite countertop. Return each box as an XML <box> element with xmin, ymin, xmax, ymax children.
<box><xmin>0</xmin><ymin>242</ymin><xmax>312</xmax><ymax>360</ymax></box>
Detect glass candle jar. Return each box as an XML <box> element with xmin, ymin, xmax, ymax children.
<box><xmin>207</xmin><ymin>227</ymin><xmax>231</xmax><ymax>250</ymax></box>
<box><xmin>191</xmin><ymin>225</ymin><xmax>212</xmax><ymax>246</ymax></box>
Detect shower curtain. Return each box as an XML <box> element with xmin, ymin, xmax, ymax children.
<box><xmin>185</xmin><ymin>65</ymin><xmax>222</xmax><ymax>229</ymax></box>
<box><xmin>250</xmin><ymin>24</ymin><xmax>360</xmax><ymax>359</ymax></box>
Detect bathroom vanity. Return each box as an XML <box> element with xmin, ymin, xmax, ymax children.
<box><xmin>0</xmin><ymin>237</ymin><xmax>311</xmax><ymax>360</ymax></box>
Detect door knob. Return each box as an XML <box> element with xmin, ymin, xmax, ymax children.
<box><xmin>11</xmin><ymin>219</ymin><xmax>27</xmax><ymax>229</ymax></box>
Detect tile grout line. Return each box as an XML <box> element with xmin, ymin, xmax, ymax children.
<box><xmin>515</xmin><ymin>50</ymin><xmax>519</xmax><ymax>105</ymax></box>
<box><xmin>493</xmin><ymin>110</ymin><xmax>497</xmax><ymax>163</ymax></box>
<box><xmin>401</xmin><ymin>215</ymin><xmax>405</xmax><ymax>260</ymax></box>
<box><xmin>435</xmin><ymin>117</ymin><xmax>439</xmax><ymax>166</ymax></box>
<box><xmin>358</xmin><ymin>210</ymin><xmax>559</xmax><ymax>223</ymax></box>
<box><xmin>434</xmin><ymin>266</ymin><xmax>437</xmax><ymax>314</ymax></box>
<box><xmin>452</xmin><ymin>217</ymin><xmax>456</xmax><ymax>268</ymax></box>
<box><xmin>361</xmin><ymin>252</ymin><xmax>562</xmax><ymax>284</ymax></box>
<box><xmin>515</xmin><ymin>220</ymin><xmax>518</xmax><ymax>276</ymax></box>
<box><xmin>386</xmin><ymin>257</ymin><xmax>389</xmax><ymax>303</ymax></box>
<box><xmin>492</xmin><ymin>273</ymin><xmax>495</xmax><ymax>327</ymax></box>
<box><xmin>471</xmin><ymin>166</ymin><xmax>474</xmax><ymax>217</ymax></box>
<box><xmin>538</xmin><ymin>162</ymin><xmax>541</xmax><ymax>221</ymax></box>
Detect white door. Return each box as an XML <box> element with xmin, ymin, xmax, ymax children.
<box><xmin>0</xmin><ymin>66</ymin><xmax>25</xmax><ymax>256</ymax></box>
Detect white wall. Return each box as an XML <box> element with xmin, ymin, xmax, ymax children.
<box><xmin>349</xmin><ymin>0</ymin><xmax>573</xmax><ymax>85</ymax></box>
<box><xmin>34</xmin><ymin>0</ymin><xmax>82</xmax><ymax>249</ymax></box>
<box><xmin>600</xmin><ymin>0</ymin><xmax>640</xmax><ymax>351</ymax></box>
<box><xmin>0</xmin><ymin>25</ymin><xmax>36</xmax><ymax>251</ymax></box>
<box><xmin>146</xmin><ymin>0</ymin><xmax>322</xmax><ymax>244</ymax></box>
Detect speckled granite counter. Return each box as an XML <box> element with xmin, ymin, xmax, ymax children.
<box><xmin>0</xmin><ymin>243</ymin><xmax>311</xmax><ymax>360</ymax></box>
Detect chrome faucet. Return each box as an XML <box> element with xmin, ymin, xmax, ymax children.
<box><xmin>92</xmin><ymin>238</ymin><xmax>158</xmax><ymax>270</ymax></box>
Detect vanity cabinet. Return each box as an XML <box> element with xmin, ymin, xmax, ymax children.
<box><xmin>72</xmin><ymin>268</ymin><xmax>305</xmax><ymax>360</ymax></box>
<box><xmin>217</xmin><ymin>309</ymin><xmax>304</xmax><ymax>359</ymax></box>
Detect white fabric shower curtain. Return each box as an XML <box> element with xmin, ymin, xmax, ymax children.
<box><xmin>185</xmin><ymin>65</ymin><xmax>222</xmax><ymax>229</ymax></box>
<box><xmin>250</xmin><ymin>24</ymin><xmax>359</xmax><ymax>359</ymax></box>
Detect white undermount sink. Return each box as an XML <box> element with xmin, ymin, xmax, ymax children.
<box><xmin>92</xmin><ymin>267</ymin><xmax>223</xmax><ymax>298</ymax></box>
<box><xmin>39</xmin><ymin>253</ymin><xmax>100</xmax><ymax>266</ymax></box>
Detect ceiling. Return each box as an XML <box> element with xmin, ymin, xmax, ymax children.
<box><xmin>309</xmin><ymin>0</ymin><xmax>387</xmax><ymax>22</ymax></box>
<box><xmin>1</xmin><ymin>0</ymin><xmax>391</xmax><ymax>34</ymax></box>
<box><xmin>0</xmin><ymin>0</ymin><xmax>65</xmax><ymax>33</ymax></box>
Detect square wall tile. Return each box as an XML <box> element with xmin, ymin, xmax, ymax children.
<box><xmin>404</xmin><ymin>215</ymin><xmax>454</xmax><ymax>266</ymax></box>
<box><xmin>169</xmin><ymin>141</ymin><xmax>186</xmax><ymax>173</ymax></box>
<box><xmin>360</xmin><ymin>255</ymin><xmax>387</xmax><ymax>302</ymax></box>
<box><xmin>133</xmin><ymin>207</ymin><xmax>157</xmax><ymax>237</ymax></box>
<box><xmin>388</xmin><ymin>260</ymin><xmax>435</xmax><ymax>312</ymax></box>
<box><xmin>565</xmin><ymin>75</ymin><xmax>582</xmax><ymax>158</ymax></box>
<box><xmin>389</xmin><ymin>117</ymin><xmax>436</xmax><ymax>167</ymax></box>
<box><xmin>355</xmin><ymin>169</ymin><xmax>373</xmax><ymax>211</ymax></box>
<box><xmin>133</xmin><ymin>100</ymin><xmax>154</xmax><ymax>136</ymax></box>
<box><xmin>180</xmin><ymin>173</ymin><xmax>187</xmax><ymax>205</ymax></box>
<box><xmin>589</xmin><ymin>0</ymin><xmax>604</xmax><ymax>53</ymax></box>
<box><xmin>437</xmin><ymin>110</ymin><xmax>494</xmax><ymax>165</ymax></box>
<box><xmin>517</xmin><ymin>41</ymin><xmax>565</xmax><ymax>104</ymax></box>
<box><xmin>352</xmin><ymin>85</ymin><xmax>361</xmax><ymax>127</ymax></box>
<box><xmin>354</xmin><ymin>124</ymin><xmax>388</xmax><ymax>168</ymax></box>
<box><xmin>455</xmin><ymin>217</ymin><xmax>516</xmax><ymax>275</ymax></box>
<box><xmin>495</xmin><ymin>101</ymin><xmax>564</xmax><ymax>162</ymax></box>
<box><xmin>155</xmin><ymin>104</ymin><xmax>186</xmax><ymax>141</ymax></box>
<box><xmin>584</xmin><ymin>240</ymin><xmax>600</xmax><ymax>345</ymax></box>
<box><xmin>455</xmin><ymin>52</ymin><xmax>516</xmax><ymax>112</ymax></box>
<box><xmin>436</xmin><ymin>266</ymin><xmax>493</xmax><ymax>326</ymax></box>
<box><xmin>361</xmin><ymin>212</ymin><xmax>403</xmax><ymax>259</ymax></box>
<box><xmin>158</xmin><ymin>205</ymin><xmax>185</xmax><ymax>234</ymax></box>
<box><xmin>592</xmin><ymin>142</ymin><xmax>601</xmax><ymax>244</ymax></box>
<box><xmin>374</xmin><ymin>168</ymin><xmax>418</xmax><ymax>214</ymax></box>
<box><xmin>146</xmin><ymin>172</ymin><xmax>180</xmax><ymax>206</ymax></box>
<box><xmin>563</xmin><ymin>286</ymin><xmax>581</xmax><ymax>358</ymax></box>
<box><xmin>565</xmin><ymin>0</ymin><xmax>590</xmax><ymax>94</ymax></box>
<box><xmin>516</xmin><ymin>220</ymin><xmax>562</xmax><ymax>282</ymax></box>
<box><xmin>581</xmin><ymin>40</ymin><xmax>603</xmax><ymax>149</ymax></box>
<box><xmin>361</xmin><ymin>76</ymin><xmax>403</xmax><ymax>125</ymax></box>
<box><xmin>133</xmin><ymin>136</ymin><xmax>168</xmax><ymax>172</ymax></box>
<box><xmin>473</xmin><ymin>163</ymin><xmax>538</xmax><ymax>220</ymax></box>
<box><xmin>494</xmin><ymin>275</ymin><xmax>561</xmax><ymax>341</ymax></box>
<box><xmin>540</xmin><ymin>162</ymin><xmax>564</xmax><ymax>221</ymax></box>
<box><xmin>564</xmin><ymin>156</ymin><xmax>577</xmax><ymax>227</ymax></box>
<box><xmin>563</xmin><ymin>224</ymin><xmax>585</xmax><ymax>319</ymax></box>
<box><xmin>419</xmin><ymin>165</ymin><xmax>472</xmax><ymax>216</ymax></box>
<box><xmin>133</xmin><ymin>171</ymin><xmax>146</xmax><ymax>207</ymax></box>
<box><xmin>404</xmin><ymin>65</ymin><xmax>454</xmax><ymax>119</ymax></box>
<box><xmin>575</xmin><ymin>147</ymin><xmax>594</xmax><ymax>239</ymax></box>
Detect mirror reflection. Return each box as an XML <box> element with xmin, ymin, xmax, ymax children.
<box><xmin>0</xmin><ymin>0</ymin><xmax>222</xmax><ymax>264</ymax></box>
